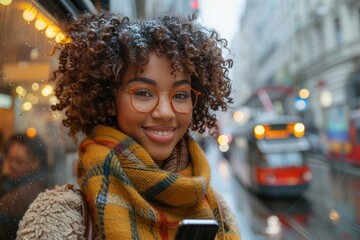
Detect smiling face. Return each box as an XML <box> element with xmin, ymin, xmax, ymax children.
<box><xmin>115</xmin><ymin>53</ymin><xmax>192</xmax><ymax>164</ymax></box>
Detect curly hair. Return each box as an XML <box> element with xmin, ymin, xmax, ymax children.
<box><xmin>50</xmin><ymin>11</ymin><xmax>233</xmax><ymax>141</ymax></box>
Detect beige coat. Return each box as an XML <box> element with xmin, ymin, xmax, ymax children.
<box><xmin>16</xmin><ymin>184</ymin><xmax>85</xmax><ymax>240</ymax></box>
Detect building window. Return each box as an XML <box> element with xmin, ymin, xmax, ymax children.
<box><xmin>358</xmin><ymin>7</ymin><xmax>360</xmax><ymax>37</ymax></box>
<box><xmin>315</xmin><ymin>23</ymin><xmax>324</xmax><ymax>56</ymax></box>
<box><xmin>334</xmin><ymin>17</ymin><xmax>342</xmax><ymax>46</ymax></box>
<box><xmin>306</xmin><ymin>32</ymin><xmax>314</xmax><ymax>60</ymax></box>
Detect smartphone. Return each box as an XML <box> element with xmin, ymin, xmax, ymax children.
<box><xmin>174</xmin><ymin>219</ymin><xmax>219</xmax><ymax>240</ymax></box>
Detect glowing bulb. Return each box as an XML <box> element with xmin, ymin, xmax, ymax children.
<box><xmin>49</xmin><ymin>96</ymin><xmax>58</xmax><ymax>105</ymax></box>
<box><xmin>45</xmin><ymin>25</ymin><xmax>58</xmax><ymax>38</ymax></box>
<box><xmin>23</xmin><ymin>8</ymin><xmax>37</xmax><ymax>22</ymax></box>
<box><xmin>22</xmin><ymin>101</ymin><xmax>32</xmax><ymax>111</ymax></box>
<box><xmin>294</xmin><ymin>122</ymin><xmax>305</xmax><ymax>137</ymax></box>
<box><xmin>30</xmin><ymin>96</ymin><xmax>38</xmax><ymax>104</ymax></box>
<box><xmin>32</xmin><ymin>83</ymin><xmax>39</xmax><ymax>91</ymax></box>
<box><xmin>16</xmin><ymin>86</ymin><xmax>24</xmax><ymax>95</ymax></box>
<box><xmin>0</xmin><ymin>0</ymin><xmax>12</xmax><ymax>6</ymax></box>
<box><xmin>26</xmin><ymin>127</ymin><xmax>37</xmax><ymax>138</ymax></box>
<box><xmin>219</xmin><ymin>143</ymin><xmax>229</xmax><ymax>152</ymax></box>
<box><xmin>254</xmin><ymin>125</ymin><xmax>265</xmax><ymax>139</ymax></box>
<box><xmin>233</xmin><ymin>111</ymin><xmax>244</xmax><ymax>122</ymax></box>
<box><xmin>329</xmin><ymin>209</ymin><xmax>340</xmax><ymax>224</ymax></box>
<box><xmin>320</xmin><ymin>90</ymin><xmax>332</xmax><ymax>108</ymax></box>
<box><xmin>30</xmin><ymin>48</ymin><xmax>39</xmax><ymax>60</ymax></box>
<box><xmin>55</xmin><ymin>32</ymin><xmax>67</xmax><ymax>43</ymax></box>
<box><xmin>41</xmin><ymin>85</ymin><xmax>53</xmax><ymax>96</ymax></box>
<box><xmin>217</xmin><ymin>135</ymin><xmax>229</xmax><ymax>145</ymax></box>
<box><xmin>35</xmin><ymin>18</ymin><xmax>47</xmax><ymax>30</ymax></box>
<box><xmin>299</xmin><ymin>88</ymin><xmax>310</xmax><ymax>99</ymax></box>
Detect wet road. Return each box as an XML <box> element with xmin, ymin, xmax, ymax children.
<box><xmin>205</xmin><ymin>140</ymin><xmax>360</xmax><ymax>240</ymax></box>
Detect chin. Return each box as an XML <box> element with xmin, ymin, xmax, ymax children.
<box><xmin>152</xmin><ymin>155</ymin><xmax>169</xmax><ymax>162</ymax></box>
<box><xmin>150</xmin><ymin>151</ymin><xmax>172</xmax><ymax>162</ymax></box>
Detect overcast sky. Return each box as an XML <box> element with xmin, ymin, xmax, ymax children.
<box><xmin>199</xmin><ymin>0</ymin><xmax>245</xmax><ymax>43</ymax></box>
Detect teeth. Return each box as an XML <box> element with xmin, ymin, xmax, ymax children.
<box><xmin>148</xmin><ymin>129</ymin><xmax>172</xmax><ymax>136</ymax></box>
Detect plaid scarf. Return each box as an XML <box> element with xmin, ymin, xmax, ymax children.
<box><xmin>76</xmin><ymin>125</ymin><xmax>240</xmax><ymax>239</ymax></box>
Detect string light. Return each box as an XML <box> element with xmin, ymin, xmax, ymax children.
<box><xmin>35</xmin><ymin>18</ymin><xmax>47</xmax><ymax>31</ymax></box>
<box><xmin>23</xmin><ymin>7</ymin><xmax>37</xmax><ymax>22</ymax></box>
<box><xmin>55</xmin><ymin>32</ymin><xmax>67</xmax><ymax>43</ymax></box>
<box><xmin>0</xmin><ymin>0</ymin><xmax>12</xmax><ymax>6</ymax></box>
<box><xmin>45</xmin><ymin>25</ymin><xmax>58</xmax><ymax>38</ymax></box>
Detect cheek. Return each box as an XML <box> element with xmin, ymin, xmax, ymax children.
<box><xmin>179</xmin><ymin>113</ymin><xmax>192</xmax><ymax>128</ymax></box>
<box><xmin>115</xmin><ymin>98</ymin><xmax>141</xmax><ymax>129</ymax></box>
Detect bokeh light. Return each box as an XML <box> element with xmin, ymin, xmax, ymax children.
<box><xmin>41</xmin><ymin>85</ymin><xmax>53</xmax><ymax>96</ymax></box>
<box><xmin>0</xmin><ymin>0</ymin><xmax>12</xmax><ymax>6</ymax></box>
<box><xmin>23</xmin><ymin>7</ymin><xmax>37</xmax><ymax>22</ymax></box>
<box><xmin>35</xmin><ymin>18</ymin><xmax>47</xmax><ymax>30</ymax></box>
<box><xmin>26</xmin><ymin>127</ymin><xmax>37</xmax><ymax>138</ymax></box>
<box><xmin>299</xmin><ymin>88</ymin><xmax>310</xmax><ymax>99</ymax></box>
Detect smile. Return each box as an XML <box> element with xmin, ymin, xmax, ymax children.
<box><xmin>143</xmin><ymin>127</ymin><xmax>176</xmax><ymax>143</ymax></box>
<box><xmin>146</xmin><ymin>129</ymin><xmax>173</xmax><ymax>136</ymax></box>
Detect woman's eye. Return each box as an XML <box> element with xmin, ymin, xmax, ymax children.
<box><xmin>174</xmin><ymin>90</ymin><xmax>191</xmax><ymax>100</ymax></box>
<box><xmin>134</xmin><ymin>88</ymin><xmax>154</xmax><ymax>97</ymax></box>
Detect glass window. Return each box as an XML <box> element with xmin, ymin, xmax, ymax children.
<box><xmin>334</xmin><ymin>17</ymin><xmax>343</xmax><ymax>46</ymax></box>
<box><xmin>263</xmin><ymin>152</ymin><xmax>303</xmax><ymax>167</ymax></box>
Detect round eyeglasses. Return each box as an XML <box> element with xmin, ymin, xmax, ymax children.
<box><xmin>121</xmin><ymin>85</ymin><xmax>201</xmax><ymax>114</ymax></box>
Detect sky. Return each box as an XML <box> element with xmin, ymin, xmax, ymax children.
<box><xmin>198</xmin><ymin>0</ymin><xmax>246</xmax><ymax>43</ymax></box>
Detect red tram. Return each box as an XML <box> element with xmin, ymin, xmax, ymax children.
<box><xmin>227</xmin><ymin>115</ymin><xmax>312</xmax><ymax>197</ymax></box>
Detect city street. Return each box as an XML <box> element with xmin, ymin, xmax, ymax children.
<box><xmin>206</xmin><ymin>139</ymin><xmax>360</xmax><ymax>240</ymax></box>
<box><xmin>2</xmin><ymin>1</ymin><xmax>360</xmax><ymax>239</ymax></box>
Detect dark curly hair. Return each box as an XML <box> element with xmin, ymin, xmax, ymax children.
<box><xmin>50</xmin><ymin>11</ymin><xmax>233</xmax><ymax>141</ymax></box>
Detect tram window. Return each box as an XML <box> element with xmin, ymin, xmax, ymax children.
<box><xmin>269</xmin><ymin>124</ymin><xmax>286</xmax><ymax>130</ymax></box>
<box><xmin>264</xmin><ymin>152</ymin><xmax>303</xmax><ymax>167</ymax></box>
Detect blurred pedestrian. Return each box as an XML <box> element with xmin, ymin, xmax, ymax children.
<box><xmin>0</xmin><ymin>133</ymin><xmax>48</xmax><ymax>240</ymax></box>
<box><xmin>17</xmin><ymin>11</ymin><xmax>241</xmax><ymax>240</ymax></box>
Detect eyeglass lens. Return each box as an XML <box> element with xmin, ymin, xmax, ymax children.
<box><xmin>129</xmin><ymin>86</ymin><xmax>198</xmax><ymax>113</ymax></box>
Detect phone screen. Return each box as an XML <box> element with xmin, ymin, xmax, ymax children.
<box><xmin>174</xmin><ymin>219</ymin><xmax>219</xmax><ymax>240</ymax></box>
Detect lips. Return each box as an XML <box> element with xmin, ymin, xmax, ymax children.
<box><xmin>143</xmin><ymin>126</ymin><xmax>176</xmax><ymax>143</ymax></box>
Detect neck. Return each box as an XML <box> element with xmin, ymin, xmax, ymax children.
<box><xmin>154</xmin><ymin>160</ymin><xmax>165</xmax><ymax>169</ymax></box>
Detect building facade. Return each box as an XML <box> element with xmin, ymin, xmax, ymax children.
<box><xmin>237</xmin><ymin>0</ymin><xmax>360</xmax><ymax>139</ymax></box>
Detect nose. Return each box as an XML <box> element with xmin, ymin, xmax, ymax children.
<box><xmin>152</xmin><ymin>93</ymin><xmax>175</xmax><ymax>120</ymax></box>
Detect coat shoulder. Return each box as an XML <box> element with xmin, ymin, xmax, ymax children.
<box><xmin>16</xmin><ymin>184</ymin><xmax>85</xmax><ymax>240</ymax></box>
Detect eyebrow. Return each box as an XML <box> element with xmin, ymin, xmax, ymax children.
<box><xmin>127</xmin><ymin>77</ymin><xmax>191</xmax><ymax>87</ymax></box>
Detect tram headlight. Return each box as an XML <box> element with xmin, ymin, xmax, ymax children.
<box><xmin>294</xmin><ymin>122</ymin><xmax>305</xmax><ymax>137</ymax></box>
<box><xmin>254</xmin><ymin>125</ymin><xmax>265</xmax><ymax>139</ymax></box>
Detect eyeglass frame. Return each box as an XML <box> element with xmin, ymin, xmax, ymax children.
<box><xmin>120</xmin><ymin>84</ymin><xmax>201</xmax><ymax>114</ymax></box>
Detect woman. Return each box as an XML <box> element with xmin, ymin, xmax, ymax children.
<box><xmin>0</xmin><ymin>133</ymin><xmax>48</xmax><ymax>240</ymax></box>
<box><xmin>17</xmin><ymin>11</ymin><xmax>241</xmax><ymax>239</ymax></box>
